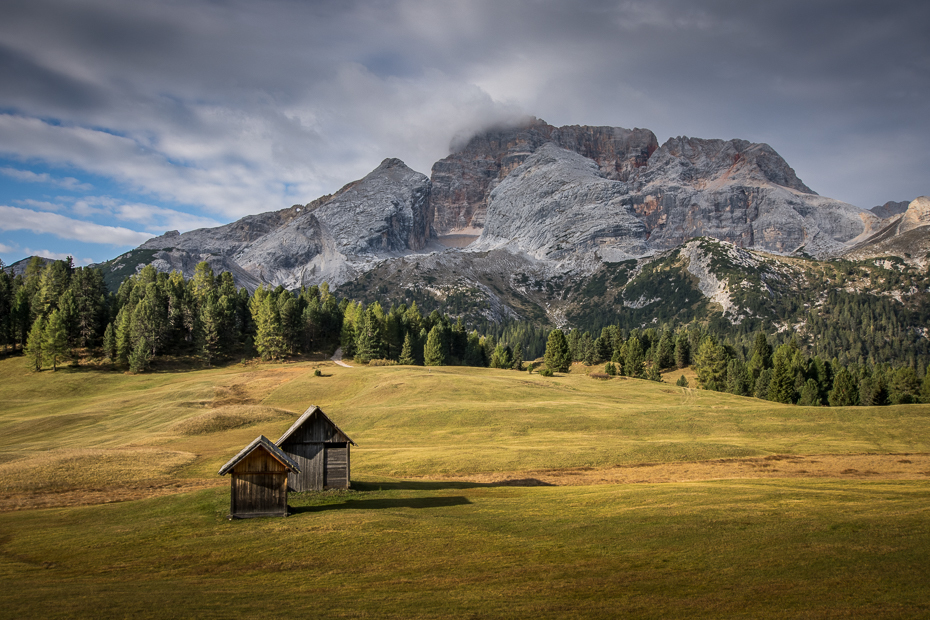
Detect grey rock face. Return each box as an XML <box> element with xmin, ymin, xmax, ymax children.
<box><xmin>472</xmin><ymin>144</ymin><xmax>648</xmax><ymax>262</ymax></box>
<box><xmin>133</xmin><ymin>158</ymin><xmax>430</xmax><ymax>290</ymax></box>
<box><xmin>870</xmin><ymin>200</ymin><xmax>911</xmax><ymax>220</ymax></box>
<box><xmin>429</xmin><ymin>118</ymin><xmax>658</xmax><ymax>236</ymax></box>
<box><xmin>630</xmin><ymin>137</ymin><xmax>874</xmax><ymax>256</ymax></box>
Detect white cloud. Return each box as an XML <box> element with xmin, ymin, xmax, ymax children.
<box><xmin>23</xmin><ymin>248</ymin><xmax>93</xmax><ymax>265</ymax></box>
<box><xmin>0</xmin><ymin>166</ymin><xmax>93</xmax><ymax>191</ymax></box>
<box><xmin>0</xmin><ymin>205</ymin><xmax>153</xmax><ymax>246</ymax></box>
<box><xmin>0</xmin><ymin>242</ymin><xmax>16</xmax><ymax>253</ymax></box>
<box><xmin>15</xmin><ymin>198</ymin><xmax>62</xmax><ymax>212</ymax></box>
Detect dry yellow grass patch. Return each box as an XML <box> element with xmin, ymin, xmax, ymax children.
<box><xmin>0</xmin><ymin>447</ymin><xmax>197</xmax><ymax>493</ymax></box>
<box><xmin>170</xmin><ymin>404</ymin><xmax>295</xmax><ymax>435</ymax></box>
<box><xmin>414</xmin><ymin>453</ymin><xmax>930</xmax><ymax>486</ymax></box>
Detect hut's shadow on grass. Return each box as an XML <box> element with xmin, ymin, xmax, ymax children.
<box><xmin>291</xmin><ymin>495</ymin><xmax>472</xmax><ymax>514</ymax></box>
<box><xmin>352</xmin><ymin>479</ymin><xmax>555</xmax><ymax>492</ymax></box>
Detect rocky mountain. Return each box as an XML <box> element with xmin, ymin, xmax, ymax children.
<box><xmin>120</xmin><ymin>158</ymin><xmax>430</xmax><ymax>290</ymax></box>
<box><xmin>97</xmin><ymin>116</ymin><xmax>925</xmax><ymax>329</ymax></box>
<box><xmin>843</xmin><ymin>196</ymin><xmax>930</xmax><ymax>267</ymax></box>
<box><xmin>871</xmin><ymin>200</ymin><xmax>911</xmax><ymax>219</ymax></box>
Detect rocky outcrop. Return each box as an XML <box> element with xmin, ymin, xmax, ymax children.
<box><xmin>871</xmin><ymin>200</ymin><xmax>911</xmax><ymax>220</ymax></box>
<box><xmin>125</xmin><ymin>158</ymin><xmax>431</xmax><ymax>290</ymax></box>
<box><xmin>843</xmin><ymin>196</ymin><xmax>930</xmax><ymax>266</ymax></box>
<box><xmin>429</xmin><ymin>118</ymin><xmax>658</xmax><ymax>236</ymax></box>
<box><xmin>628</xmin><ymin>137</ymin><xmax>874</xmax><ymax>256</ymax></box>
<box><xmin>471</xmin><ymin>144</ymin><xmax>648</xmax><ymax>262</ymax></box>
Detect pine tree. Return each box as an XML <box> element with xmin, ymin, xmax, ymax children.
<box><xmin>511</xmin><ymin>344</ymin><xmax>524</xmax><ymax>371</ymax></box>
<box><xmin>676</xmin><ymin>374</ymin><xmax>689</xmax><ymax>388</ymax></box>
<box><xmin>129</xmin><ymin>335</ymin><xmax>152</xmax><ymax>373</ymax></box>
<box><xmin>747</xmin><ymin>332</ymin><xmax>773</xmax><ymax>381</ymax></box>
<box><xmin>43</xmin><ymin>309</ymin><xmax>69</xmax><ymax>371</ymax></box>
<box><xmin>200</xmin><ymin>294</ymin><xmax>222</xmax><ymax>366</ymax></box>
<box><xmin>829</xmin><ymin>368</ymin><xmax>859</xmax><ymax>406</ymax></box>
<box><xmin>102</xmin><ymin>322</ymin><xmax>117</xmax><ymax>361</ymax></box>
<box><xmin>253</xmin><ymin>294</ymin><xmax>286</xmax><ymax>361</ymax></box>
<box><xmin>754</xmin><ymin>368</ymin><xmax>773</xmax><ymax>400</ymax></box>
<box><xmin>768</xmin><ymin>343</ymin><xmax>799</xmax><ymax>404</ymax></box>
<box><xmin>544</xmin><ymin>329</ymin><xmax>571</xmax><ymax>373</ymax></box>
<box><xmin>354</xmin><ymin>307</ymin><xmax>383</xmax><ymax>363</ymax></box>
<box><xmin>920</xmin><ymin>369</ymin><xmax>930</xmax><ymax>404</ymax></box>
<box><xmin>693</xmin><ymin>337</ymin><xmax>726</xmax><ymax>391</ymax></box>
<box><xmin>116</xmin><ymin>305</ymin><xmax>133</xmax><ymax>365</ymax></box>
<box><xmin>398</xmin><ymin>332</ymin><xmax>416</xmax><ymax>365</ymax></box>
<box><xmin>624</xmin><ymin>336</ymin><xmax>645</xmax><ymax>378</ymax></box>
<box><xmin>798</xmin><ymin>379</ymin><xmax>822</xmax><ymax>406</ymax></box>
<box><xmin>674</xmin><ymin>333</ymin><xmax>690</xmax><ymax>369</ymax></box>
<box><xmin>24</xmin><ymin>316</ymin><xmax>45</xmax><ymax>371</ymax></box>
<box><xmin>424</xmin><ymin>325</ymin><xmax>445</xmax><ymax>366</ymax></box>
<box><xmin>645</xmin><ymin>362</ymin><xmax>662</xmax><ymax>382</ymax></box>
<box><xmin>656</xmin><ymin>331</ymin><xmax>675</xmax><ymax>369</ymax></box>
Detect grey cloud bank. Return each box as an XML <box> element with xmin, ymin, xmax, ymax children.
<box><xmin>0</xmin><ymin>0</ymin><xmax>927</xmax><ymax>263</ymax></box>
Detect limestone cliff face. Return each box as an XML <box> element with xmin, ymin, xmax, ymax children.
<box><xmin>429</xmin><ymin>118</ymin><xmax>658</xmax><ymax>236</ymax></box>
<box><xmin>630</xmin><ymin>137</ymin><xmax>873</xmax><ymax>255</ymax></box>
<box><xmin>844</xmin><ymin>196</ymin><xmax>930</xmax><ymax>266</ymax></box>
<box><xmin>472</xmin><ymin>144</ymin><xmax>648</xmax><ymax>262</ymax></box>
<box><xmin>134</xmin><ymin>158</ymin><xmax>430</xmax><ymax>289</ymax></box>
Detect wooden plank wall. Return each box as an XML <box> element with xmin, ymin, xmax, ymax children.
<box><xmin>230</xmin><ymin>449</ymin><xmax>288</xmax><ymax>517</ymax></box>
<box><xmin>324</xmin><ymin>443</ymin><xmax>349</xmax><ymax>489</ymax></box>
<box><xmin>280</xmin><ymin>411</ymin><xmax>352</xmax><ymax>491</ymax></box>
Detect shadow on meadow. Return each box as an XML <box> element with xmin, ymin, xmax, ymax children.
<box><xmin>290</xmin><ymin>495</ymin><xmax>473</xmax><ymax>514</ymax></box>
<box><xmin>351</xmin><ymin>479</ymin><xmax>555</xmax><ymax>492</ymax></box>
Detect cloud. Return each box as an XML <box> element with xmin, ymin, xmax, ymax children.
<box><xmin>0</xmin><ymin>205</ymin><xmax>153</xmax><ymax>246</ymax></box>
<box><xmin>23</xmin><ymin>248</ymin><xmax>93</xmax><ymax>265</ymax></box>
<box><xmin>0</xmin><ymin>242</ymin><xmax>16</xmax><ymax>254</ymax></box>
<box><xmin>15</xmin><ymin>198</ymin><xmax>62</xmax><ymax>212</ymax></box>
<box><xmin>1</xmin><ymin>166</ymin><xmax>93</xmax><ymax>191</ymax></box>
<box><xmin>0</xmin><ymin>0</ymin><xmax>927</xmax><ymax>219</ymax></box>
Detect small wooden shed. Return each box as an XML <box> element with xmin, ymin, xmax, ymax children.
<box><xmin>218</xmin><ymin>435</ymin><xmax>300</xmax><ymax>519</ymax></box>
<box><xmin>276</xmin><ymin>406</ymin><xmax>356</xmax><ymax>492</ymax></box>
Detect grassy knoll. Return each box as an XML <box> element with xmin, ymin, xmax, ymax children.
<box><xmin>1</xmin><ymin>480</ymin><xmax>929</xmax><ymax>618</ymax></box>
<box><xmin>1</xmin><ymin>355</ymin><xmax>930</xmax><ymax>617</ymax></box>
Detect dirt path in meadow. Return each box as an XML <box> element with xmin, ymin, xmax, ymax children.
<box><xmin>420</xmin><ymin>453</ymin><xmax>930</xmax><ymax>487</ymax></box>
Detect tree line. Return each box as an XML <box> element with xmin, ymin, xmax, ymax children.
<box><xmin>2</xmin><ymin>256</ymin><xmax>929</xmax><ymax>406</ymax></box>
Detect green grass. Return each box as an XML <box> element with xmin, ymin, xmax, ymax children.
<box><xmin>1</xmin><ymin>355</ymin><xmax>930</xmax><ymax>617</ymax></box>
<box><xmin>1</xmin><ymin>480</ymin><xmax>929</xmax><ymax>618</ymax></box>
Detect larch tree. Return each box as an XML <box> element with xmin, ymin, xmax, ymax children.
<box><xmin>544</xmin><ymin>329</ymin><xmax>571</xmax><ymax>373</ymax></box>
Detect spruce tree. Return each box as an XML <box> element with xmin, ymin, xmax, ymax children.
<box><xmin>253</xmin><ymin>294</ymin><xmax>286</xmax><ymax>361</ymax></box>
<box><xmin>424</xmin><ymin>325</ymin><xmax>445</xmax><ymax>366</ymax></box>
<box><xmin>754</xmin><ymin>368</ymin><xmax>773</xmax><ymax>400</ymax></box>
<box><xmin>129</xmin><ymin>335</ymin><xmax>152</xmax><ymax>373</ymax></box>
<box><xmin>102</xmin><ymin>322</ymin><xmax>117</xmax><ymax>361</ymax></box>
<box><xmin>116</xmin><ymin>305</ymin><xmax>133</xmax><ymax>365</ymax></box>
<box><xmin>829</xmin><ymin>368</ymin><xmax>859</xmax><ymax>406</ymax></box>
<box><xmin>624</xmin><ymin>336</ymin><xmax>645</xmax><ymax>378</ymax></box>
<box><xmin>645</xmin><ymin>362</ymin><xmax>662</xmax><ymax>382</ymax></box>
<box><xmin>798</xmin><ymin>379</ymin><xmax>822</xmax><ymax>406</ymax></box>
<box><xmin>674</xmin><ymin>333</ymin><xmax>690</xmax><ymax>369</ymax></box>
<box><xmin>398</xmin><ymin>332</ymin><xmax>416</xmax><ymax>365</ymax></box>
<box><xmin>43</xmin><ymin>309</ymin><xmax>69</xmax><ymax>371</ymax></box>
<box><xmin>767</xmin><ymin>343</ymin><xmax>798</xmax><ymax>404</ymax></box>
<box><xmin>24</xmin><ymin>316</ymin><xmax>45</xmax><ymax>371</ymax></box>
<box><xmin>693</xmin><ymin>337</ymin><xmax>726</xmax><ymax>391</ymax></box>
<box><xmin>544</xmin><ymin>329</ymin><xmax>571</xmax><ymax>373</ymax></box>
<box><xmin>920</xmin><ymin>369</ymin><xmax>930</xmax><ymax>404</ymax></box>
<box><xmin>511</xmin><ymin>343</ymin><xmax>524</xmax><ymax>371</ymax></box>
<box><xmin>676</xmin><ymin>374</ymin><xmax>689</xmax><ymax>388</ymax></box>
<box><xmin>200</xmin><ymin>294</ymin><xmax>222</xmax><ymax>366</ymax></box>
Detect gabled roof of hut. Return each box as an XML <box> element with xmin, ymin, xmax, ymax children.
<box><xmin>276</xmin><ymin>405</ymin><xmax>357</xmax><ymax>446</ymax></box>
<box><xmin>218</xmin><ymin>434</ymin><xmax>301</xmax><ymax>476</ymax></box>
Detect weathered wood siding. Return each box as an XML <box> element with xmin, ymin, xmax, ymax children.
<box><xmin>230</xmin><ymin>448</ymin><xmax>289</xmax><ymax>517</ymax></box>
<box><xmin>279</xmin><ymin>410</ymin><xmax>352</xmax><ymax>491</ymax></box>
<box><xmin>324</xmin><ymin>442</ymin><xmax>349</xmax><ymax>489</ymax></box>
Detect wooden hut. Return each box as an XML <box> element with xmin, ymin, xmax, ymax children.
<box><xmin>276</xmin><ymin>406</ymin><xmax>356</xmax><ymax>492</ymax></box>
<box><xmin>218</xmin><ymin>435</ymin><xmax>300</xmax><ymax>519</ymax></box>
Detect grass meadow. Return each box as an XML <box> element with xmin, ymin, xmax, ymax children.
<box><xmin>1</xmin><ymin>356</ymin><xmax>929</xmax><ymax>618</ymax></box>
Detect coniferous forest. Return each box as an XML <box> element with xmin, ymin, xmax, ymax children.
<box><xmin>2</xmin><ymin>256</ymin><xmax>929</xmax><ymax>407</ymax></box>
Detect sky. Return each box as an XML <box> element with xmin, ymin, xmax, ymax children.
<box><xmin>1</xmin><ymin>0</ymin><xmax>927</xmax><ymax>267</ymax></box>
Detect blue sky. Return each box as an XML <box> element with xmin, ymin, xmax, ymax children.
<box><xmin>1</xmin><ymin>0</ymin><xmax>928</xmax><ymax>267</ymax></box>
